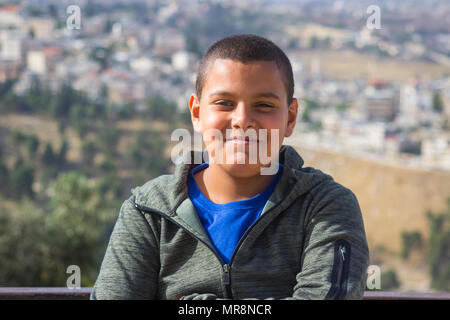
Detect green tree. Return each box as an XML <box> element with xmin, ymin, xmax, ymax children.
<box><xmin>401</xmin><ymin>231</ymin><xmax>423</xmax><ymax>260</ymax></box>
<box><xmin>51</xmin><ymin>84</ymin><xmax>85</xmax><ymax>119</ymax></box>
<box><xmin>82</xmin><ymin>140</ymin><xmax>96</xmax><ymax>165</ymax></box>
<box><xmin>301</xmin><ymin>98</ymin><xmax>323</xmax><ymax>123</ymax></box>
<box><xmin>0</xmin><ymin>162</ymin><xmax>9</xmax><ymax>196</ymax></box>
<box><xmin>97</xmin><ymin>126</ymin><xmax>119</xmax><ymax>157</ymax></box>
<box><xmin>98</xmin><ymin>157</ymin><xmax>116</xmax><ymax>173</ymax></box>
<box><xmin>44</xmin><ymin>172</ymin><xmax>118</xmax><ymax>286</ymax></box>
<box><xmin>381</xmin><ymin>269</ymin><xmax>400</xmax><ymax>290</ymax></box>
<box><xmin>57</xmin><ymin>139</ymin><xmax>69</xmax><ymax>166</ymax></box>
<box><xmin>98</xmin><ymin>172</ymin><xmax>124</xmax><ymax>198</ymax></box>
<box><xmin>116</xmin><ymin>102</ymin><xmax>136</xmax><ymax>119</ymax></box>
<box><xmin>70</xmin><ymin>103</ymin><xmax>85</xmax><ymax>134</ymax></box>
<box><xmin>0</xmin><ymin>199</ymin><xmax>49</xmax><ymax>285</ymax></box>
<box><xmin>8</xmin><ymin>159</ymin><xmax>34</xmax><ymax>199</ymax></box>
<box><xmin>426</xmin><ymin>199</ymin><xmax>450</xmax><ymax>291</ymax></box>
<box><xmin>0</xmin><ymin>172</ymin><xmax>118</xmax><ymax>286</ymax></box>
<box><xmin>11</xmin><ymin>130</ymin><xmax>26</xmax><ymax>144</ymax></box>
<box><xmin>0</xmin><ymin>79</ymin><xmax>16</xmax><ymax>97</ymax></box>
<box><xmin>25</xmin><ymin>134</ymin><xmax>40</xmax><ymax>160</ymax></box>
<box><xmin>171</xmin><ymin>108</ymin><xmax>192</xmax><ymax>131</ymax></box>
<box><xmin>146</xmin><ymin>96</ymin><xmax>177</xmax><ymax>122</ymax></box>
<box><xmin>127</xmin><ymin>143</ymin><xmax>142</xmax><ymax>167</ymax></box>
<box><xmin>127</xmin><ymin>129</ymin><xmax>171</xmax><ymax>180</ymax></box>
<box><xmin>42</xmin><ymin>142</ymin><xmax>56</xmax><ymax>166</ymax></box>
<box><xmin>303</xmin><ymin>98</ymin><xmax>322</xmax><ymax>110</ymax></box>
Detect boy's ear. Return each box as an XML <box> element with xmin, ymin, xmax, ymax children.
<box><xmin>285</xmin><ymin>97</ymin><xmax>299</xmax><ymax>137</ymax></box>
<box><xmin>189</xmin><ymin>93</ymin><xmax>202</xmax><ymax>133</ymax></box>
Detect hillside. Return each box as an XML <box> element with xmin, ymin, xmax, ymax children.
<box><xmin>286</xmin><ymin>138</ymin><xmax>450</xmax><ymax>291</ymax></box>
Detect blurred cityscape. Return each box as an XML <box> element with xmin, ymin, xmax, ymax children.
<box><xmin>1</xmin><ymin>0</ymin><xmax>449</xmax><ymax>170</ymax></box>
<box><xmin>0</xmin><ymin>0</ymin><xmax>449</xmax><ymax>292</ymax></box>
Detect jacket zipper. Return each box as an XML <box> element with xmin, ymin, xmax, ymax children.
<box><xmin>325</xmin><ymin>240</ymin><xmax>351</xmax><ymax>300</ymax></box>
<box><xmin>218</xmin><ymin>206</ymin><xmax>279</xmax><ymax>298</ymax></box>
<box><xmin>335</xmin><ymin>245</ymin><xmax>346</xmax><ymax>289</ymax></box>
<box><xmin>134</xmin><ymin>201</ymin><xmax>278</xmax><ymax>300</ymax></box>
<box><xmin>222</xmin><ymin>264</ymin><xmax>232</xmax><ymax>298</ymax></box>
<box><xmin>134</xmin><ymin>202</ymin><xmax>235</xmax><ymax>299</ymax></box>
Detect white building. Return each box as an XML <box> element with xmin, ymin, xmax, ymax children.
<box><xmin>0</xmin><ymin>30</ymin><xmax>22</xmax><ymax>61</ymax></box>
<box><xmin>27</xmin><ymin>50</ymin><xmax>46</xmax><ymax>74</ymax></box>
<box><xmin>153</xmin><ymin>28</ymin><xmax>185</xmax><ymax>56</ymax></box>
<box><xmin>130</xmin><ymin>57</ymin><xmax>154</xmax><ymax>75</ymax></box>
<box><xmin>26</xmin><ymin>47</ymin><xmax>63</xmax><ymax>75</ymax></box>
<box><xmin>422</xmin><ymin>136</ymin><xmax>450</xmax><ymax>170</ymax></box>
<box><xmin>361</xmin><ymin>81</ymin><xmax>399</xmax><ymax>122</ymax></box>
<box><xmin>171</xmin><ymin>50</ymin><xmax>194</xmax><ymax>71</ymax></box>
<box><xmin>398</xmin><ymin>82</ymin><xmax>420</xmax><ymax>127</ymax></box>
<box><xmin>0</xmin><ymin>4</ymin><xmax>23</xmax><ymax>28</ymax></box>
<box><xmin>28</xmin><ymin>18</ymin><xmax>56</xmax><ymax>41</ymax></box>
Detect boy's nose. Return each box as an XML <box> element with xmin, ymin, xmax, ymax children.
<box><xmin>231</xmin><ymin>103</ymin><xmax>255</xmax><ymax>130</ymax></box>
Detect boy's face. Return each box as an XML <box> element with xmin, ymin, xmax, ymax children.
<box><xmin>189</xmin><ymin>58</ymin><xmax>298</xmax><ymax>178</ymax></box>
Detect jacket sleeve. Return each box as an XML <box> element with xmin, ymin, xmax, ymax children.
<box><xmin>289</xmin><ymin>182</ymin><xmax>370</xmax><ymax>299</ymax></box>
<box><xmin>90</xmin><ymin>197</ymin><xmax>160</xmax><ymax>300</ymax></box>
<box><xmin>182</xmin><ymin>182</ymin><xmax>370</xmax><ymax>300</ymax></box>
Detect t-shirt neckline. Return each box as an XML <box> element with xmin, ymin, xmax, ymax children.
<box><xmin>188</xmin><ymin>162</ymin><xmax>283</xmax><ymax>210</ymax></box>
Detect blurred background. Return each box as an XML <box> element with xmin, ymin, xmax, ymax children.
<box><xmin>0</xmin><ymin>0</ymin><xmax>448</xmax><ymax>293</ymax></box>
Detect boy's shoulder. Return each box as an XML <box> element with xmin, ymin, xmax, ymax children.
<box><xmin>132</xmin><ymin>172</ymin><xmax>175</xmax><ymax>191</ymax></box>
<box><xmin>281</xmin><ymin>145</ymin><xmax>357</xmax><ymax>202</ymax></box>
<box><xmin>130</xmin><ymin>172</ymin><xmax>181</xmax><ymax>213</ymax></box>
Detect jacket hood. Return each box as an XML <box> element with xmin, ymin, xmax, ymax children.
<box><xmin>132</xmin><ymin>144</ymin><xmax>333</xmax><ymax>217</ymax></box>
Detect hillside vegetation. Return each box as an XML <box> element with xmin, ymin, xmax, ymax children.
<box><xmin>287</xmin><ymin>140</ymin><xmax>450</xmax><ymax>292</ymax></box>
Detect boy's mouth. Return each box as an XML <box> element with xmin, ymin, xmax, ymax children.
<box><xmin>227</xmin><ymin>136</ymin><xmax>259</xmax><ymax>145</ymax></box>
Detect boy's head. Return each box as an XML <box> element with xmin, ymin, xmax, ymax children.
<box><xmin>195</xmin><ymin>34</ymin><xmax>294</xmax><ymax>105</ymax></box>
<box><xmin>189</xmin><ymin>34</ymin><xmax>298</xmax><ymax>177</ymax></box>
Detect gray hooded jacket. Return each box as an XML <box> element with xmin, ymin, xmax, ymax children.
<box><xmin>91</xmin><ymin>145</ymin><xmax>369</xmax><ymax>300</ymax></box>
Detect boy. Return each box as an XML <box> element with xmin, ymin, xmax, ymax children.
<box><xmin>91</xmin><ymin>34</ymin><xmax>369</xmax><ymax>300</ymax></box>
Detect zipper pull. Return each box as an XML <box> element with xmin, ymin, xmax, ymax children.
<box><xmin>340</xmin><ymin>246</ymin><xmax>346</xmax><ymax>261</ymax></box>
<box><xmin>223</xmin><ymin>264</ymin><xmax>230</xmax><ymax>285</ymax></box>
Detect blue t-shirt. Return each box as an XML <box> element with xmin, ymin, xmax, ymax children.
<box><xmin>187</xmin><ymin>162</ymin><xmax>284</xmax><ymax>264</ymax></box>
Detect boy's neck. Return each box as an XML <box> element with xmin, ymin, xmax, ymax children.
<box><xmin>193</xmin><ymin>164</ymin><xmax>277</xmax><ymax>204</ymax></box>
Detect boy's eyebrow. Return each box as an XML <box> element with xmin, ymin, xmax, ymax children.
<box><xmin>209</xmin><ymin>90</ymin><xmax>281</xmax><ymax>101</ymax></box>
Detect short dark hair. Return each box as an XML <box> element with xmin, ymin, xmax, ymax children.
<box><xmin>195</xmin><ymin>34</ymin><xmax>294</xmax><ymax>105</ymax></box>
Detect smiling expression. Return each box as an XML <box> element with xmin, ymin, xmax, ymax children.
<box><xmin>189</xmin><ymin>58</ymin><xmax>298</xmax><ymax>177</ymax></box>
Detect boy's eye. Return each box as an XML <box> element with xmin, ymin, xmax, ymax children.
<box><xmin>257</xmin><ymin>103</ymin><xmax>274</xmax><ymax>109</ymax></box>
<box><xmin>213</xmin><ymin>101</ymin><xmax>274</xmax><ymax>109</ymax></box>
<box><xmin>215</xmin><ymin>101</ymin><xmax>233</xmax><ymax>107</ymax></box>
